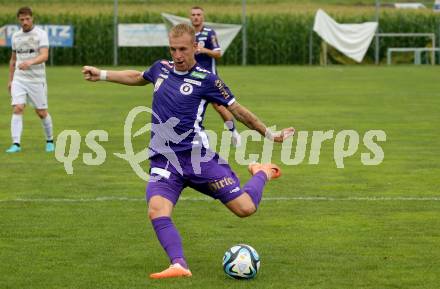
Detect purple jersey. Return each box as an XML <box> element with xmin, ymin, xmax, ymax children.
<box><xmin>195</xmin><ymin>26</ymin><xmax>221</xmax><ymax>74</ymax></box>
<box><xmin>142</xmin><ymin>60</ymin><xmax>235</xmax><ymax>156</ymax></box>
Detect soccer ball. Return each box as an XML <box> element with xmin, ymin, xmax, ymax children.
<box><xmin>222</xmin><ymin>244</ymin><xmax>260</xmax><ymax>279</ymax></box>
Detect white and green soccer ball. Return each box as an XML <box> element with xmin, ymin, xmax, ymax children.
<box><xmin>222</xmin><ymin>244</ymin><xmax>260</xmax><ymax>279</ymax></box>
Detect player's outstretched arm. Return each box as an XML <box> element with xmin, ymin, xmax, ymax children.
<box><xmin>227</xmin><ymin>102</ymin><xmax>295</xmax><ymax>143</ymax></box>
<box><xmin>82</xmin><ymin>66</ymin><xmax>149</xmax><ymax>86</ymax></box>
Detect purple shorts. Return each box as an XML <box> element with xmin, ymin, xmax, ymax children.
<box><xmin>146</xmin><ymin>149</ymin><xmax>243</xmax><ymax>205</ymax></box>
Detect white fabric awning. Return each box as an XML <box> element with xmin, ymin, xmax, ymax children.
<box><xmin>161</xmin><ymin>13</ymin><xmax>242</xmax><ymax>54</ymax></box>
<box><xmin>313</xmin><ymin>9</ymin><xmax>378</xmax><ymax>62</ymax></box>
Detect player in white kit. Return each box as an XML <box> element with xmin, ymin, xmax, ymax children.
<box><xmin>7</xmin><ymin>6</ymin><xmax>54</xmax><ymax>153</ymax></box>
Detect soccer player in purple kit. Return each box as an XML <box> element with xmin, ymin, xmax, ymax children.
<box><xmin>82</xmin><ymin>23</ymin><xmax>294</xmax><ymax>279</ymax></box>
<box><xmin>190</xmin><ymin>6</ymin><xmax>242</xmax><ymax>147</ymax></box>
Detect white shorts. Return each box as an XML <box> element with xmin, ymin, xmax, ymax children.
<box><xmin>11</xmin><ymin>80</ymin><xmax>48</xmax><ymax>109</ymax></box>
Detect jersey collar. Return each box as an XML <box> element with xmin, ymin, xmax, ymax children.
<box><xmin>22</xmin><ymin>25</ymin><xmax>35</xmax><ymax>33</ymax></box>
<box><xmin>195</xmin><ymin>26</ymin><xmax>205</xmax><ymax>36</ymax></box>
<box><xmin>173</xmin><ymin>68</ymin><xmax>188</xmax><ymax>75</ymax></box>
<box><xmin>173</xmin><ymin>63</ymin><xmax>198</xmax><ymax>75</ymax></box>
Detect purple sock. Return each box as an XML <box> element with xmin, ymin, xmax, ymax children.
<box><xmin>151</xmin><ymin>216</ymin><xmax>188</xmax><ymax>269</ymax></box>
<box><xmin>243</xmin><ymin>171</ymin><xmax>267</xmax><ymax>208</ymax></box>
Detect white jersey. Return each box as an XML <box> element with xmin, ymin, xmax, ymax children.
<box><xmin>12</xmin><ymin>26</ymin><xmax>49</xmax><ymax>83</ymax></box>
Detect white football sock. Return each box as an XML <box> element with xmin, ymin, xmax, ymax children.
<box><xmin>11</xmin><ymin>114</ymin><xmax>23</xmax><ymax>144</ymax></box>
<box><xmin>41</xmin><ymin>113</ymin><xmax>53</xmax><ymax>141</ymax></box>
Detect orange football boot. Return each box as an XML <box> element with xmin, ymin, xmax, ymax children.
<box><xmin>149</xmin><ymin>263</ymin><xmax>192</xmax><ymax>279</ymax></box>
<box><xmin>248</xmin><ymin>162</ymin><xmax>281</xmax><ymax>180</ymax></box>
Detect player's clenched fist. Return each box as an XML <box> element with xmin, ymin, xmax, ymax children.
<box><xmin>82</xmin><ymin>66</ymin><xmax>101</xmax><ymax>82</ymax></box>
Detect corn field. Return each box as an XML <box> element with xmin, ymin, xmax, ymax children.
<box><xmin>1</xmin><ymin>11</ymin><xmax>440</xmax><ymax>65</ymax></box>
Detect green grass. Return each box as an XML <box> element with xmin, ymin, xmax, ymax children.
<box><xmin>1</xmin><ymin>65</ymin><xmax>440</xmax><ymax>288</ymax></box>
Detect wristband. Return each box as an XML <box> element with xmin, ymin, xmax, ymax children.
<box><xmin>265</xmin><ymin>129</ymin><xmax>295</xmax><ymax>141</ymax></box>
<box><xmin>265</xmin><ymin>129</ymin><xmax>275</xmax><ymax>140</ymax></box>
<box><xmin>99</xmin><ymin>70</ymin><xmax>107</xmax><ymax>81</ymax></box>
<box><xmin>224</xmin><ymin>120</ymin><xmax>235</xmax><ymax>132</ymax></box>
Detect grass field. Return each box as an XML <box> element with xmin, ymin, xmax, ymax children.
<box><xmin>1</xmin><ymin>65</ymin><xmax>440</xmax><ymax>288</ymax></box>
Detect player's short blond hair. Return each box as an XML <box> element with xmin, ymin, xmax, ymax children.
<box><xmin>191</xmin><ymin>6</ymin><xmax>204</xmax><ymax>11</ymax></box>
<box><xmin>169</xmin><ymin>23</ymin><xmax>196</xmax><ymax>43</ymax></box>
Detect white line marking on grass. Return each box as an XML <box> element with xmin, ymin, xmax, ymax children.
<box><xmin>1</xmin><ymin>196</ymin><xmax>440</xmax><ymax>203</ymax></box>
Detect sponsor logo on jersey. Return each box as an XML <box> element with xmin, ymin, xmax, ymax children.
<box><xmin>229</xmin><ymin>187</ymin><xmax>241</xmax><ymax>194</ymax></box>
<box><xmin>215</xmin><ymin>79</ymin><xmax>230</xmax><ymax>99</ymax></box>
<box><xmin>184</xmin><ymin>78</ymin><xmax>201</xmax><ymax>86</ymax></box>
<box><xmin>209</xmin><ymin>177</ymin><xmax>236</xmax><ymax>191</ymax></box>
<box><xmin>190</xmin><ymin>71</ymin><xmax>207</xmax><ymax>79</ymax></box>
<box><xmin>201</xmin><ymin>31</ymin><xmax>209</xmax><ymax>36</ymax></box>
<box><xmin>198</xmin><ymin>37</ymin><xmax>207</xmax><ymax>42</ymax></box>
<box><xmin>179</xmin><ymin>83</ymin><xmax>193</xmax><ymax>95</ymax></box>
<box><xmin>16</xmin><ymin>48</ymin><xmax>35</xmax><ymax>54</ymax></box>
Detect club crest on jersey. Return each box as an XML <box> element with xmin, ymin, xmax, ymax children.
<box><xmin>180</xmin><ymin>83</ymin><xmax>193</xmax><ymax>95</ymax></box>
<box><xmin>27</xmin><ymin>37</ymin><xmax>36</xmax><ymax>45</ymax></box>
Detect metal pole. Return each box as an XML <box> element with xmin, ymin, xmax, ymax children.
<box><xmin>241</xmin><ymin>0</ymin><xmax>247</xmax><ymax>66</ymax></box>
<box><xmin>50</xmin><ymin>47</ymin><xmax>54</xmax><ymax>66</ymax></box>
<box><xmin>309</xmin><ymin>26</ymin><xmax>313</xmax><ymax>65</ymax></box>
<box><xmin>375</xmin><ymin>0</ymin><xmax>380</xmax><ymax>65</ymax></box>
<box><xmin>438</xmin><ymin>24</ymin><xmax>440</xmax><ymax>64</ymax></box>
<box><xmin>113</xmin><ymin>0</ymin><xmax>118</xmax><ymax>66</ymax></box>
